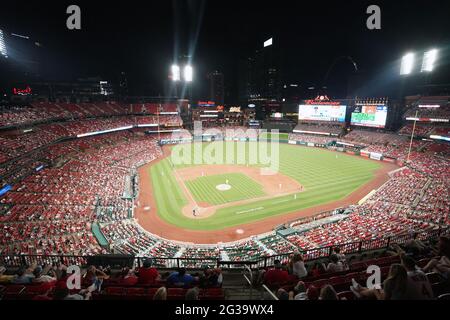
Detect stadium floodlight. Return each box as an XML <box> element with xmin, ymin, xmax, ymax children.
<box><xmin>421</xmin><ymin>49</ymin><xmax>438</xmax><ymax>72</ymax></box>
<box><xmin>183</xmin><ymin>65</ymin><xmax>193</xmax><ymax>82</ymax></box>
<box><xmin>400</xmin><ymin>53</ymin><xmax>415</xmax><ymax>75</ymax></box>
<box><xmin>264</xmin><ymin>37</ymin><xmax>273</xmax><ymax>48</ymax></box>
<box><xmin>171</xmin><ymin>64</ymin><xmax>181</xmax><ymax>81</ymax></box>
<box><xmin>0</xmin><ymin>29</ymin><xmax>8</xmax><ymax>58</ymax></box>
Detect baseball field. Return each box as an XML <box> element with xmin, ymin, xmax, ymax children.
<box><xmin>145</xmin><ymin>141</ymin><xmax>382</xmax><ymax>231</ymax></box>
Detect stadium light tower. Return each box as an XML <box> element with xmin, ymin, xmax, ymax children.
<box><xmin>0</xmin><ymin>29</ymin><xmax>8</xmax><ymax>58</ymax></box>
<box><xmin>183</xmin><ymin>65</ymin><xmax>193</xmax><ymax>82</ymax></box>
<box><xmin>171</xmin><ymin>64</ymin><xmax>181</xmax><ymax>81</ymax></box>
<box><xmin>400</xmin><ymin>53</ymin><xmax>415</xmax><ymax>75</ymax></box>
<box><xmin>421</xmin><ymin>49</ymin><xmax>438</xmax><ymax>72</ymax></box>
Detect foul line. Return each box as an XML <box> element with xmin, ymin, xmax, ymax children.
<box><xmin>235</xmin><ymin>207</ymin><xmax>265</xmax><ymax>215</ymax></box>
<box><xmin>168</xmin><ymin>158</ymin><xmax>200</xmax><ymax>210</ymax></box>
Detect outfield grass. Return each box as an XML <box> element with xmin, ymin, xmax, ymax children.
<box><xmin>259</xmin><ymin>132</ymin><xmax>289</xmax><ymax>140</ymax></box>
<box><xmin>149</xmin><ymin>142</ymin><xmax>381</xmax><ymax>230</ymax></box>
<box><xmin>185</xmin><ymin>173</ymin><xmax>266</xmax><ymax>205</ymax></box>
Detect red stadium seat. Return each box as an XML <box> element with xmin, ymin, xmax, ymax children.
<box><xmin>202</xmin><ymin>288</ymin><xmax>225</xmax><ymax>300</ymax></box>
<box><xmin>106</xmin><ymin>287</ymin><xmax>125</xmax><ymax>295</ymax></box>
<box><xmin>167</xmin><ymin>288</ymin><xmax>186</xmax><ymax>300</ymax></box>
<box><xmin>438</xmin><ymin>293</ymin><xmax>450</xmax><ymax>300</ymax></box>
<box><xmin>2</xmin><ymin>285</ymin><xmax>26</xmax><ymax>300</ymax></box>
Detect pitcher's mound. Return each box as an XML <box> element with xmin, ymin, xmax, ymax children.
<box><xmin>216</xmin><ymin>184</ymin><xmax>231</xmax><ymax>191</ymax></box>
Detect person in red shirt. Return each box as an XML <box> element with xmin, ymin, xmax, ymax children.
<box><xmin>137</xmin><ymin>259</ymin><xmax>160</xmax><ymax>284</ymax></box>
<box><xmin>263</xmin><ymin>260</ymin><xmax>290</xmax><ymax>288</ymax></box>
<box><xmin>119</xmin><ymin>267</ymin><xmax>139</xmax><ymax>286</ymax></box>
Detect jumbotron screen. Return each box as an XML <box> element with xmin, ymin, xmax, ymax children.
<box><xmin>351</xmin><ymin>105</ymin><xmax>388</xmax><ymax>128</ymax></box>
<box><xmin>298</xmin><ymin>104</ymin><xmax>346</xmax><ymax>122</ymax></box>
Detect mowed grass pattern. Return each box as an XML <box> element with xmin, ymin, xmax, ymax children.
<box><xmin>259</xmin><ymin>132</ymin><xmax>289</xmax><ymax>140</ymax></box>
<box><xmin>149</xmin><ymin>142</ymin><xmax>382</xmax><ymax>230</ymax></box>
<box><xmin>185</xmin><ymin>173</ymin><xmax>266</xmax><ymax>205</ymax></box>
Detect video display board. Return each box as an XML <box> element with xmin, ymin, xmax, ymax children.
<box><xmin>298</xmin><ymin>104</ymin><xmax>346</xmax><ymax>122</ymax></box>
<box><xmin>351</xmin><ymin>105</ymin><xmax>388</xmax><ymax>128</ymax></box>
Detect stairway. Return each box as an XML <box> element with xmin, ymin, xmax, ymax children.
<box><xmin>221</xmin><ymin>272</ymin><xmax>264</xmax><ymax>300</ymax></box>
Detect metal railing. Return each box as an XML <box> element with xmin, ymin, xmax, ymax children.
<box><xmin>262</xmin><ymin>285</ymin><xmax>279</xmax><ymax>300</ymax></box>
<box><xmin>1</xmin><ymin>227</ymin><xmax>447</xmax><ymax>270</ymax></box>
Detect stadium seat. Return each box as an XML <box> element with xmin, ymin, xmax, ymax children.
<box><xmin>350</xmin><ymin>262</ymin><xmax>367</xmax><ymax>271</ymax></box>
<box><xmin>102</xmin><ymin>286</ymin><xmax>126</xmax><ymax>299</ymax></box>
<box><xmin>2</xmin><ymin>285</ymin><xmax>26</xmax><ymax>300</ymax></box>
<box><xmin>337</xmin><ymin>290</ymin><xmax>356</xmax><ymax>300</ymax></box>
<box><xmin>167</xmin><ymin>288</ymin><xmax>186</xmax><ymax>300</ymax></box>
<box><xmin>426</xmin><ymin>272</ymin><xmax>445</xmax><ymax>284</ymax></box>
<box><xmin>201</xmin><ymin>288</ymin><xmax>225</xmax><ymax>300</ymax></box>
<box><xmin>437</xmin><ymin>293</ymin><xmax>450</xmax><ymax>300</ymax></box>
<box><xmin>146</xmin><ymin>287</ymin><xmax>159</xmax><ymax>299</ymax></box>
<box><xmin>124</xmin><ymin>287</ymin><xmax>146</xmax><ymax>299</ymax></box>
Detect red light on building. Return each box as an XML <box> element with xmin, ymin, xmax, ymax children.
<box><xmin>13</xmin><ymin>86</ymin><xmax>32</xmax><ymax>95</ymax></box>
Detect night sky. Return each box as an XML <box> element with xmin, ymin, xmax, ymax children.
<box><xmin>1</xmin><ymin>0</ymin><xmax>449</xmax><ymax>101</ymax></box>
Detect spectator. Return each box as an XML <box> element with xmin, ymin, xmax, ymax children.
<box><xmin>322</xmin><ymin>254</ymin><xmax>345</xmax><ymax>273</ymax></box>
<box><xmin>84</xmin><ymin>265</ymin><xmax>109</xmax><ymax>291</ymax></box>
<box><xmin>167</xmin><ymin>268</ymin><xmax>195</xmax><ymax>287</ymax></box>
<box><xmin>137</xmin><ymin>259</ymin><xmax>160</xmax><ymax>284</ymax></box>
<box><xmin>290</xmin><ymin>281</ymin><xmax>308</xmax><ymax>300</ymax></box>
<box><xmin>55</xmin><ymin>267</ymin><xmax>71</xmax><ymax>290</ymax></box>
<box><xmin>332</xmin><ymin>247</ymin><xmax>347</xmax><ymax>266</ymax></box>
<box><xmin>199</xmin><ymin>268</ymin><xmax>219</xmax><ymax>288</ymax></box>
<box><xmin>401</xmin><ymin>254</ymin><xmax>434</xmax><ymax>300</ymax></box>
<box><xmin>276</xmin><ymin>288</ymin><xmax>290</xmax><ymax>300</ymax></box>
<box><xmin>153</xmin><ymin>286</ymin><xmax>167</xmax><ymax>300</ymax></box>
<box><xmin>12</xmin><ymin>267</ymin><xmax>35</xmax><ymax>284</ymax></box>
<box><xmin>289</xmin><ymin>253</ymin><xmax>308</xmax><ymax>279</ymax></box>
<box><xmin>0</xmin><ymin>266</ymin><xmax>15</xmax><ymax>283</ymax></box>
<box><xmin>423</xmin><ymin>236</ymin><xmax>450</xmax><ymax>279</ymax></box>
<box><xmin>263</xmin><ymin>260</ymin><xmax>290</xmax><ymax>288</ymax></box>
<box><xmin>185</xmin><ymin>287</ymin><xmax>200</xmax><ymax>300</ymax></box>
<box><xmin>53</xmin><ymin>287</ymin><xmax>92</xmax><ymax>300</ymax></box>
<box><xmin>310</xmin><ymin>262</ymin><xmax>326</xmax><ymax>278</ymax></box>
<box><xmin>306</xmin><ymin>285</ymin><xmax>320</xmax><ymax>300</ymax></box>
<box><xmin>319</xmin><ymin>285</ymin><xmax>338</xmax><ymax>300</ymax></box>
<box><xmin>32</xmin><ymin>266</ymin><xmax>57</xmax><ymax>283</ymax></box>
<box><xmin>119</xmin><ymin>267</ymin><xmax>138</xmax><ymax>286</ymax></box>
<box><xmin>350</xmin><ymin>264</ymin><xmax>409</xmax><ymax>300</ymax></box>
<box><xmin>403</xmin><ymin>240</ymin><xmax>431</xmax><ymax>258</ymax></box>
<box><xmin>382</xmin><ymin>264</ymin><xmax>410</xmax><ymax>300</ymax></box>
<box><xmin>214</xmin><ymin>268</ymin><xmax>223</xmax><ymax>286</ymax></box>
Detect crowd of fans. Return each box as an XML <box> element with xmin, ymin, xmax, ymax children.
<box><xmin>0</xmin><ymin>131</ymin><xmax>167</xmax><ymax>256</ymax></box>
<box><xmin>288</xmin><ymin>133</ymin><xmax>335</xmax><ymax>145</ymax></box>
<box><xmin>0</xmin><ymin>104</ymin><xmax>448</xmax><ymax>278</ymax></box>
<box><xmin>252</xmin><ymin>235</ymin><xmax>450</xmax><ymax>300</ymax></box>
<box><xmin>293</xmin><ymin>122</ymin><xmax>343</xmax><ymax>135</ymax></box>
<box><xmin>0</xmin><ymin>99</ymin><xmax>449</xmax><ymax>300</ymax></box>
<box><xmin>0</xmin><ymin>102</ymin><xmax>179</xmax><ymax>128</ymax></box>
<box><xmin>1</xmin><ymin>236</ymin><xmax>448</xmax><ymax>300</ymax></box>
<box><xmin>403</xmin><ymin>100</ymin><xmax>450</xmax><ymax>120</ymax></box>
<box><xmin>0</xmin><ymin>122</ymin><xmax>448</xmax><ymax>263</ymax></box>
<box><xmin>0</xmin><ymin>258</ymin><xmax>224</xmax><ymax>300</ymax></box>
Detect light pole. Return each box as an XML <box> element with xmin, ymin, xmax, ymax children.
<box><xmin>171</xmin><ymin>64</ymin><xmax>194</xmax><ymax>129</ymax></box>
<box><xmin>401</xmin><ymin>49</ymin><xmax>438</xmax><ymax>163</ymax></box>
<box><xmin>406</xmin><ymin>110</ymin><xmax>418</xmax><ymax>164</ymax></box>
<box><xmin>170</xmin><ymin>64</ymin><xmax>193</xmax><ymax>97</ymax></box>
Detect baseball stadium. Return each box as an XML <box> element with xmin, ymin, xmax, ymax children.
<box><xmin>0</xmin><ymin>1</ymin><xmax>449</xmax><ymax>303</ymax></box>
